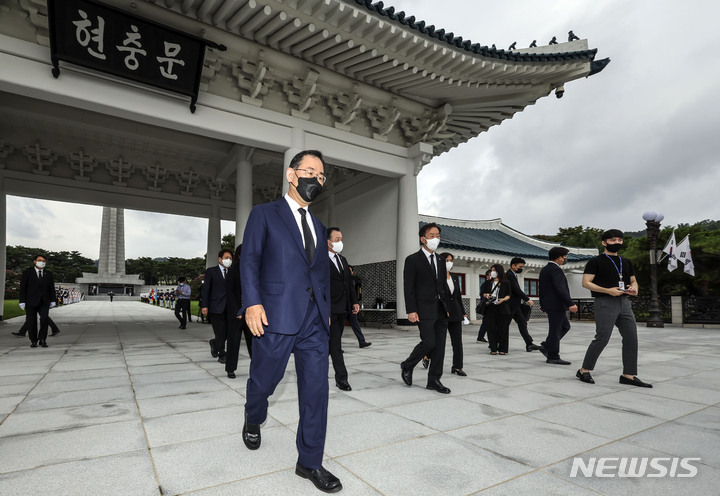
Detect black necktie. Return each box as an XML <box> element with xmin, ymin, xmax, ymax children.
<box><xmin>335</xmin><ymin>254</ymin><xmax>344</xmax><ymax>276</ymax></box>
<box><xmin>38</xmin><ymin>270</ymin><xmax>43</xmax><ymax>279</ymax></box>
<box><xmin>222</xmin><ymin>267</ymin><xmax>227</xmax><ymax>278</ymax></box>
<box><xmin>298</xmin><ymin>208</ymin><xmax>315</xmax><ymax>263</ymax></box>
<box><xmin>430</xmin><ymin>255</ymin><xmax>437</xmax><ymax>279</ymax></box>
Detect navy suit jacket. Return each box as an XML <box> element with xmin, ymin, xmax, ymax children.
<box><xmin>538</xmin><ymin>262</ymin><xmax>574</xmax><ymax>312</ymax></box>
<box><xmin>240</xmin><ymin>198</ymin><xmax>330</xmax><ymax>335</ymax></box>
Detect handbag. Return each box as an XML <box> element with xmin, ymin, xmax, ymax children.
<box><xmin>475</xmin><ymin>298</ymin><xmax>488</xmax><ymax>316</ymax></box>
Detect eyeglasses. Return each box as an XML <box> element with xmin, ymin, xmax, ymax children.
<box><xmin>294</xmin><ymin>168</ymin><xmax>327</xmax><ymax>184</ymax></box>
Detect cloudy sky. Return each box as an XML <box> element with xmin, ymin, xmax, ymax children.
<box><xmin>7</xmin><ymin>0</ymin><xmax>720</xmax><ymax>259</ymax></box>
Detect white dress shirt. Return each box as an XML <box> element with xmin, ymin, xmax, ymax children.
<box><xmin>284</xmin><ymin>194</ymin><xmax>317</xmax><ymax>249</ymax></box>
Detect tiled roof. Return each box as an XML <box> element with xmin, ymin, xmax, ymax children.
<box><xmin>421</xmin><ymin>221</ymin><xmax>595</xmax><ymax>261</ymax></box>
<box><xmin>354</xmin><ymin>0</ymin><xmax>608</xmax><ymax>71</ymax></box>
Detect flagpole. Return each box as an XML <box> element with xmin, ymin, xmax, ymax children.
<box><xmin>642</xmin><ymin>211</ymin><xmax>665</xmax><ymax>328</ymax></box>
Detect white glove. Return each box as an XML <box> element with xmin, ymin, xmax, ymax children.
<box><xmin>19</xmin><ymin>303</ymin><xmax>26</xmax><ymax>310</ymax></box>
<box><xmin>50</xmin><ymin>302</ymin><xmax>57</xmax><ymax>308</ymax></box>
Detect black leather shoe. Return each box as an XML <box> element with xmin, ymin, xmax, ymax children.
<box><xmin>295</xmin><ymin>463</ymin><xmax>342</xmax><ymax>493</ymax></box>
<box><xmin>421</xmin><ymin>356</ymin><xmax>429</xmax><ymax>369</ymax></box>
<box><xmin>227</xmin><ymin>371</ymin><xmax>236</xmax><ymax>379</ymax></box>
<box><xmin>50</xmin><ymin>330</ymin><xmax>60</xmax><ymax>336</ymax></box>
<box><xmin>359</xmin><ymin>341</ymin><xmax>372</xmax><ymax>348</ymax></box>
<box><xmin>209</xmin><ymin>339</ymin><xmax>218</xmax><ymax>358</ymax></box>
<box><xmin>538</xmin><ymin>345</ymin><xmax>549</xmax><ymax>358</ymax></box>
<box><xmin>11</xmin><ymin>332</ymin><xmax>25</xmax><ymax>336</ymax></box>
<box><xmin>451</xmin><ymin>368</ymin><xmax>467</xmax><ymax>377</ymax></box>
<box><xmin>546</xmin><ymin>358</ymin><xmax>571</xmax><ymax>365</ymax></box>
<box><xmin>30</xmin><ymin>342</ymin><xmax>38</xmax><ymax>348</ymax></box>
<box><xmin>180</xmin><ymin>325</ymin><xmax>186</xmax><ymax>329</ymax></box>
<box><xmin>576</xmin><ymin>369</ymin><xmax>595</xmax><ymax>384</ymax></box>
<box><xmin>426</xmin><ymin>379</ymin><xmax>451</xmax><ymax>394</ymax></box>
<box><xmin>401</xmin><ymin>366</ymin><xmax>412</xmax><ymax>386</ymax></box>
<box><xmin>242</xmin><ymin>412</ymin><xmax>261</xmax><ymax>450</ymax></box>
<box><xmin>335</xmin><ymin>380</ymin><xmax>352</xmax><ymax>391</ymax></box>
<box><xmin>39</xmin><ymin>341</ymin><xmax>48</xmax><ymax>348</ymax></box>
<box><xmin>526</xmin><ymin>343</ymin><xmax>541</xmax><ymax>352</ymax></box>
<box><xmin>619</xmin><ymin>375</ymin><xmax>653</xmax><ymax>388</ymax></box>
<box><xmin>476</xmin><ymin>337</ymin><xmax>487</xmax><ymax>343</ymax></box>
<box><xmin>218</xmin><ymin>356</ymin><xmax>226</xmax><ymax>364</ymax></box>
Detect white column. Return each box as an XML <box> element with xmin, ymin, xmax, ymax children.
<box><xmin>235</xmin><ymin>148</ymin><xmax>253</xmax><ymax>245</ymax></box>
<box><xmin>283</xmin><ymin>128</ymin><xmax>306</xmax><ymax>196</ymax></box>
<box><xmin>206</xmin><ymin>204</ymin><xmax>221</xmax><ymax>268</ymax></box>
<box><xmin>327</xmin><ymin>193</ymin><xmax>336</xmax><ymax>227</ymax></box>
<box><xmin>0</xmin><ymin>181</ymin><xmax>6</xmax><ymax>320</ymax></box>
<box><xmin>395</xmin><ymin>143</ymin><xmax>433</xmax><ymax>321</ymax></box>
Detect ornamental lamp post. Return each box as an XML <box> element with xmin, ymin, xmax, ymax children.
<box><xmin>642</xmin><ymin>211</ymin><xmax>665</xmax><ymax>328</ymax></box>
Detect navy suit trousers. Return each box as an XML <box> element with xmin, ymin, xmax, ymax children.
<box><xmin>245</xmin><ymin>301</ymin><xmax>329</xmax><ymax>469</ymax></box>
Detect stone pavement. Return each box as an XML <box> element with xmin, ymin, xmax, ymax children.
<box><xmin>0</xmin><ymin>301</ymin><xmax>718</xmax><ymax>496</ymax></box>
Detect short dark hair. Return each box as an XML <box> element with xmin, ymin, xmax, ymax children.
<box><xmin>601</xmin><ymin>229</ymin><xmax>624</xmax><ymax>241</ymax></box>
<box><xmin>178</xmin><ymin>277</ymin><xmax>186</xmax><ymax>283</ymax></box>
<box><xmin>419</xmin><ymin>222</ymin><xmax>441</xmax><ymax>239</ymax></box>
<box><xmin>218</xmin><ymin>248</ymin><xmax>233</xmax><ymax>258</ymax></box>
<box><xmin>327</xmin><ymin>227</ymin><xmax>341</xmax><ymax>240</ymax></box>
<box><xmin>33</xmin><ymin>254</ymin><xmax>47</xmax><ymax>261</ymax></box>
<box><xmin>548</xmin><ymin>246</ymin><xmax>570</xmax><ymax>261</ymax></box>
<box><xmin>289</xmin><ymin>150</ymin><xmax>326</xmax><ymax>170</ymax></box>
<box><xmin>510</xmin><ymin>257</ymin><xmax>526</xmax><ymax>266</ymax></box>
<box><xmin>491</xmin><ymin>264</ymin><xmax>507</xmax><ymax>281</ymax></box>
<box><xmin>439</xmin><ymin>251</ymin><xmax>453</xmax><ymax>261</ymax></box>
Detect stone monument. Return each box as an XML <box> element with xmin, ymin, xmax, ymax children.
<box><xmin>76</xmin><ymin>207</ymin><xmax>144</xmax><ymax>296</ymax></box>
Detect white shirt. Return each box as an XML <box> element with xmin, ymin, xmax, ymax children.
<box><xmin>285</xmin><ymin>194</ymin><xmax>317</xmax><ymax>249</ymax></box>
<box><xmin>329</xmin><ymin>250</ymin><xmax>343</xmax><ymax>272</ymax></box>
<box><xmin>421</xmin><ymin>246</ymin><xmax>437</xmax><ymax>277</ymax></box>
<box><xmin>218</xmin><ymin>264</ymin><xmax>228</xmax><ymax>277</ymax></box>
<box><xmin>446</xmin><ymin>276</ymin><xmax>455</xmax><ymax>295</ymax></box>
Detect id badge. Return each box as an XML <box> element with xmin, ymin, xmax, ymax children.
<box><xmin>618</xmin><ymin>281</ymin><xmax>625</xmax><ymax>290</ymax></box>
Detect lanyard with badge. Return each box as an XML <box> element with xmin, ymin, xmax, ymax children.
<box><xmin>604</xmin><ymin>253</ymin><xmax>624</xmax><ymax>290</ymax></box>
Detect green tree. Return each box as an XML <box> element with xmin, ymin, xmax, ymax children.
<box><xmin>221</xmin><ymin>233</ymin><xmax>236</xmax><ymax>251</ymax></box>
<box><xmin>534</xmin><ymin>226</ymin><xmax>604</xmax><ymax>249</ymax></box>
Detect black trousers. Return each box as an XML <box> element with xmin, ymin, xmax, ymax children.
<box><xmin>402</xmin><ymin>308</ymin><xmax>448</xmax><ymax>382</ymax></box>
<box><xmin>330</xmin><ymin>312</ymin><xmax>349</xmax><ymax>382</ymax></box>
<box><xmin>209</xmin><ymin>310</ymin><xmax>228</xmax><ymax>357</ymax></box>
<box><xmin>174</xmin><ymin>299</ymin><xmax>190</xmax><ymax>326</ymax></box>
<box><xmin>485</xmin><ymin>306</ymin><xmax>511</xmax><ymax>353</ymax></box>
<box><xmin>345</xmin><ymin>311</ymin><xmax>367</xmax><ymax>344</ymax></box>
<box><xmin>509</xmin><ymin>306</ymin><xmax>534</xmax><ymax>346</ymax></box>
<box><xmin>25</xmin><ymin>304</ymin><xmax>50</xmax><ymax>342</ymax></box>
<box><xmin>542</xmin><ymin>310</ymin><xmax>571</xmax><ymax>360</ymax></box>
<box><xmin>226</xmin><ymin>317</ymin><xmax>253</xmax><ymax>373</ymax></box>
<box><xmin>447</xmin><ymin>320</ymin><xmax>464</xmax><ymax>369</ymax></box>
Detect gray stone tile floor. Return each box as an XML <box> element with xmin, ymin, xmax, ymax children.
<box><xmin>0</xmin><ymin>301</ymin><xmax>718</xmax><ymax>495</ymax></box>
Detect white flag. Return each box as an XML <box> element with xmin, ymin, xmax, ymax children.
<box><xmin>662</xmin><ymin>230</ymin><xmax>678</xmax><ymax>272</ymax></box>
<box><xmin>676</xmin><ymin>235</ymin><xmax>695</xmax><ymax>276</ymax></box>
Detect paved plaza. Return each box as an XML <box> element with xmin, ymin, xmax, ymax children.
<box><xmin>0</xmin><ymin>301</ymin><xmax>718</xmax><ymax>496</ymax></box>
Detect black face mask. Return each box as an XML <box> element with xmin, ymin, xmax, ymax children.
<box><xmin>515</xmin><ymin>268</ymin><xmax>523</xmax><ymax>274</ymax></box>
<box><xmin>605</xmin><ymin>243</ymin><xmax>623</xmax><ymax>253</ymax></box>
<box><xmin>294</xmin><ymin>176</ymin><xmax>323</xmax><ymax>203</ymax></box>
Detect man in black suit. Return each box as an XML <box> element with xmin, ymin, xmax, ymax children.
<box><xmin>507</xmin><ymin>257</ymin><xmax>540</xmax><ymax>352</ymax></box>
<box><xmin>201</xmin><ymin>249</ymin><xmax>235</xmax><ymax>365</ymax></box>
<box><xmin>401</xmin><ymin>223</ymin><xmax>452</xmax><ymax>394</ymax></box>
<box><xmin>327</xmin><ymin>227</ymin><xmax>360</xmax><ymax>392</ymax></box>
<box><xmin>19</xmin><ymin>254</ymin><xmax>56</xmax><ymax>348</ymax></box>
<box><xmin>538</xmin><ymin>247</ymin><xmax>578</xmax><ymax>365</ymax></box>
<box><xmin>11</xmin><ymin>317</ymin><xmax>60</xmax><ymax>337</ymax></box>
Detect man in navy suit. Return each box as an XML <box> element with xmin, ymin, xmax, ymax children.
<box><xmin>201</xmin><ymin>249</ymin><xmax>235</xmax><ymax>365</ymax></box>
<box><xmin>19</xmin><ymin>254</ymin><xmax>56</xmax><ymax>348</ymax></box>
<box><xmin>538</xmin><ymin>247</ymin><xmax>578</xmax><ymax>365</ymax></box>
<box><xmin>327</xmin><ymin>227</ymin><xmax>360</xmax><ymax>392</ymax></box>
<box><xmin>240</xmin><ymin>150</ymin><xmax>341</xmax><ymax>493</ymax></box>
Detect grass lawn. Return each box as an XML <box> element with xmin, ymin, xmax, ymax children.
<box><xmin>3</xmin><ymin>299</ymin><xmax>24</xmax><ymax>320</ymax></box>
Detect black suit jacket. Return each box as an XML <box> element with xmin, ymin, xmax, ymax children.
<box><xmin>226</xmin><ymin>265</ymin><xmax>243</xmax><ymax>317</ymax></box>
<box><xmin>539</xmin><ymin>262</ymin><xmax>573</xmax><ymax>311</ymax></box>
<box><xmin>481</xmin><ymin>279</ymin><xmax>511</xmax><ymax>315</ymax></box>
<box><xmin>446</xmin><ymin>273</ymin><xmax>465</xmax><ymax>322</ymax></box>
<box><xmin>329</xmin><ymin>253</ymin><xmax>358</xmax><ymax>314</ymax></box>
<box><xmin>201</xmin><ymin>265</ymin><xmax>236</xmax><ymax>314</ymax></box>
<box><xmin>403</xmin><ymin>249</ymin><xmax>450</xmax><ymax>320</ymax></box>
<box><xmin>507</xmin><ymin>270</ymin><xmax>530</xmax><ymax>310</ymax></box>
<box><xmin>19</xmin><ymin>267</ymin><xmax>55</xmax><ymax>307</ymax></box>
